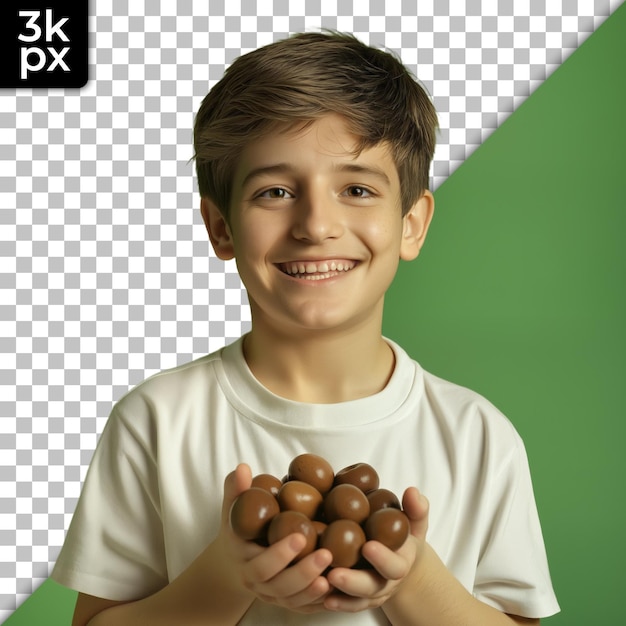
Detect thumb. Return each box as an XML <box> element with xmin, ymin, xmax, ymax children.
<box><xmin>402</xmin><ymin>486</ymin><xmax>429</xmax><ymax>541</ymax></box>
<box><xmin>221</xmin><ymin>463</ymin><xmax>253</xmax><ymax>525</ymax></box>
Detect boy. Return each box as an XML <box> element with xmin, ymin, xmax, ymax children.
<box><xmin>52</xmin><ymin>32</ymin><xmax>559</xmax><ymax>625</ymax></box>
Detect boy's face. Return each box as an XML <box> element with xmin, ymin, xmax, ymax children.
<box><xmin>202</xmin><ymin>114</ymin><xmax>433</xmax><ymax>337</ymax></box>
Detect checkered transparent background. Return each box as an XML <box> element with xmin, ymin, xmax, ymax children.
<box><xmin>0</xmin><ymin>0</ymin><xmax>622</xmax><ymax>619</ymax></box>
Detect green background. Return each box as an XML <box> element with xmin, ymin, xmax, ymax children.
<box><xmin>385</xmin><ymin>5</ymin><xmax>626</xmax><ymax>625</ymax></box>
<box><xmin>4</xmin><ymin>4</ymin><xmax>625</xmax><ymax>625</ymax></box>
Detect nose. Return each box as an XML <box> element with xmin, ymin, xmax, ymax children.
<box><xmin>290</xmin><ymin>188</ymin><xmax>344</xmax><ymax>243</ymax></box>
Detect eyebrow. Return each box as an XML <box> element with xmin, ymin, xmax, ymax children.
<box><xmin>331</xmin><ymin>163</ymin><xmax>392</xmax><ymax>186</ymax></box>
<box><xmin>240</xmin><ymin>162</ymin><xmax>392</xmax><ymax>188</ymax></box>
<box><xmin>240</xmin><ymin>163</ymin><xmax>296</xmax><ymax>188</ymax></box>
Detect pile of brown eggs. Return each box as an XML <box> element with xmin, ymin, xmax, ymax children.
<box><xmin>229</xmin><ymin>454</ymin><xmax>410</xmax><ymax>569</ymax></box>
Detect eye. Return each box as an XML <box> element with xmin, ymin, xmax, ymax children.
<box><xmin>344</xmin><ymin>185</ymin><xmax>374</xmax><ymax>198</ymax></box>
<box><xmin>257</xmin><ymin>187</ymin><xmax>293</xmax><ymax>199</ymax></box>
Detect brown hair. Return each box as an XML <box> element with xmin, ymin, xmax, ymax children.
<box><xmin>193</xmin><ymin>31</ymin><xmax>438</xmax><ymax>217</ymax></box>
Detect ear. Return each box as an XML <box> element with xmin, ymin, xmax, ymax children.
<box><xmin>399</xmin><ymin>190</ymin><xmax>434</xmax><ymax>261</ymax></box>
<box><xmin>200</xmin><ymin>197</ymin><xmax>235</xmax><ymax>260</ymax></box>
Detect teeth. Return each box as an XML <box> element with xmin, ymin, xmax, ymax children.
<box><xmin>282</xmin><ymin>261</ymin><xmax>355</xmax><ymax>276</ymax></box>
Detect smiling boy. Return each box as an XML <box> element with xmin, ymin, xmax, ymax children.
<box><xmin>204</xmin><ymin>113</ymin><xmax>428</xmax><ymax>405</ymax></box>
<box><xmin>52</xmin><ymin>32</ymin><xmax>559</xmax><ymax>625</ymax></box>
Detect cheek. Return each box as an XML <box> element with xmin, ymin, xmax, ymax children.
<box><xmin>232</xmin><ymin>220</ymin><xmax>283</xmax><ymax>283</ymax></box>
<box><xmin>362</xmin><ymin>219</ymin><xmax>403</xmax><ymax>253</ymax></box>
<box><xmin>231</xmin><ymin>215</ymin><xmax>267</xmax><ymax>255</ymax></box>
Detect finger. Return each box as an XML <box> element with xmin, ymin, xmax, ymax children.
<box><xmin>260</xmin><ymin>572</ymin><xmax>331</xmax><ymax>611</ymax></box>
<box><xmin>246</xmin><ymin>533</ymin><xmax>308</xmax><ymax>583</ymax></box>
<box><xmin>245</xmin><ymin>538</ymin><xmax>332</xmax><ymax>594</ymax></box>
<box><xmin>360</xmin><ymin>539</ymin><xmax>412</xmax><ymax>581</ymax></box>
<box><xmin>221</xmin><ymin>463</ymin><xmax>253</xmax><ymax>525</ymax></box>
<box><xmin>326</xmin><ymin>565</ymin><xmax>387</xmax><ymax>598</ymax></box>
<box><xmin>402</xmin><ymin>486</ymin><xmax>429</xmax><ymax>539</ymax></box>
<box><xmin>325</xmin><ymin>590</ymin><xmax>375</xmax><ymax>613</ymax></box>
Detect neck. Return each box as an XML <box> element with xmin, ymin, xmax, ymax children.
<box><xmin>242</xmin><ymin>322</ymin><xmax>395</xmax><ymax>404</ymax></box>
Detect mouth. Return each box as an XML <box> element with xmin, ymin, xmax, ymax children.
<box><xmin>277</xmin><ymin>260</ymin><xmax>358</xmax><ymax>281</ymax></box>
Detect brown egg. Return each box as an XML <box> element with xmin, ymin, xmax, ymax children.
<box><xmin>334</xmin><ymin>462</ymin><xmax>380</xmax><ymax>493</ymax></box>
<box><xmin>366</xmin><ymin>488</ymin><xmax>401</xmax><ymax>514</ymax></box>
<box><xmin>277</xmin><ymin>480</ymin><xmax>323</xmax><ymax>519</ymax></box>
<box><xmin>267</xmin><ymin>511</ymin><xmax>317</xmax><ymax>562</ymax></box>
<box><xmin>324</xmin><ymin>484</ymin><xmax>370</xmax><ymax>524</ymax></box>
<box><xmin>288</xmin><ymin>453</ymin><xmax>335</xmax><ymax>495</ymax></box>
<box><xmin>311</xmin><ymin>519</ymin><xmax>327</xmax><ymax>540</ymax></box>
<box><xmin>320</xmin><ymin>519</ymin><xmax>366</xmax><ymax>568</ymax></box>
<box><xmin>230</xmin><ymin>487</ymin><xmax>280</xmax><ymax>541</ymax></box>
<box><xmin>251</xmin><ymin>473</ymin><xmax>283</xmax><ymax>496</ymax></box>
<box><xmin>364</xmin><ymin>508</ymin><xmax>410</xmax><ymax>551</ymax></box>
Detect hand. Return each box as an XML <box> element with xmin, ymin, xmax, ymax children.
<box><xmin>217</xmin><ymin>464</ymin><xmax>334</xmax><ymax>614</ymax></box>
<box><xmin>323</xmin><ymin>486</ymin><xmax>429</xmax><ymax>613</ymax></box>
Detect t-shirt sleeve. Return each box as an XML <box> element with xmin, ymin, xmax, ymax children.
<box><xmin>473</xmin><ymin>433</ymin><xmax>560</xmax><ymax>618</ymax></box>
<box><xmin>51</xmin><ymin>405</ymin><xmax>169</xmax><ymax>601</ymax></box>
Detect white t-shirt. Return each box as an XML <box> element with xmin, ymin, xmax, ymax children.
<box><xmin>52</xmin><ymin>336</ymin><xmax>560</xmax><ymax>624</ymax></box>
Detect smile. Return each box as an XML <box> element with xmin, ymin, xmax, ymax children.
<box><xmin>278</xmin><ymin>260</ymin><xmax>357</xmax><ymax>280</ymax></box>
